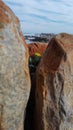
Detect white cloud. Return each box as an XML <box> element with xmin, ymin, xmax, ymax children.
<box><xmin>3</xmin><ymin>0</ymin><xmax>73</xmax><ymax>34</ymax></box>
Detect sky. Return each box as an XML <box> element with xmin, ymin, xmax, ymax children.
<box><xmin>3</xmin><ymin>0</ymin><xmax>73</xmax><ymax>34</ymax></box>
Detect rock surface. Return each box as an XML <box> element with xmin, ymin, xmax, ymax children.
<box><xmin>35</xmin><ymin>33</ymin><xmax>73</xmax><ymax>130</ymax></box>
<box><xmin>0</xmin><ymin>1</ymin><xmax>30</xmax><ymax>130</ymax></box>
<box><xmin>28</xmin><ymin>42</ymin><xmax>47</xmax><ymax>56</ymax></box>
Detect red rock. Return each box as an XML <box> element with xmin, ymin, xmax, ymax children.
<box><xmin>35</xmin><ymin>33</ymin><xmax>73</xmax><ymax>130</ymax></box>
<box><xmin>28</xmin><ymin>42</ymin><xmax>48</xmax><ymax>56</ymax></box>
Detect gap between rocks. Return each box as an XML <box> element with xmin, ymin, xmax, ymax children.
<box><xmin>24</xmin><ymin>54</ymin><xmax>40</xmax><ymax>130</ymax></box>
<box><xmin>24</xmin><ymin>73</ymin><xmax>36</xmax><ymax>130</ymax></box>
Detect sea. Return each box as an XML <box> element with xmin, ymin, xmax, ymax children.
<box><xmin>24</xmin><ymin>33</ymin><xmax>40</xmax><ymax>44</ymax></box>
<box><xmin>26</xmin><ymin>39</ymin><xmax>32</xmax><ymax>44</ymax></box>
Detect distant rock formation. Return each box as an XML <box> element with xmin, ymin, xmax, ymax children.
<box><xmin>0</xmin><ymin>1</ymin><xmax>30</xmax><ymax>130</ymax></box>
<box><xmin>35</xmin><ymin>33</ymin><xmax>73</xmax><ymax>130</ymax></box>
<box><xmin>25</xmin><ymin>33</ymin><xmax>55</xmax><ymax>43</ymax></box>
<box><xmin>28</xmin><ymin>42</ymin><xmax>48</xmax><ymax>56</ymax></box>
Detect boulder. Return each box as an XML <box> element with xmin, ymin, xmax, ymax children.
<box><xmin>0</xmin><ymin>1</ymin><xmax>30</xmax><ymax>130</ymax></box>
<box><xmin>28</xmin><ymin>42</ymin><xmax>47</xmax><ymax>56</ymax></box>
<box><xmin>35</xmin><ymin>33</ymin><xmax>73</xmax><ymax>130</ymax></box>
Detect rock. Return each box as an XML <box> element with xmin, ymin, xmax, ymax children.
<box><xmin>28</xmin><ymin>42</ymin><xmax>47</xmax><ymax>56</ymax></box>
<box><xmin>35</xmin><ymin>33</ymin><xmax>73</xmax><ymax>130</ymax></box>
<box><xmin>0</xmin><ymin>1</ymin><xmax>30</xmax><ymax>130</ymax></box>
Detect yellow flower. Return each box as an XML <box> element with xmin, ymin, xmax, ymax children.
<box><xmin>35</xmin><ymin>52</ymin><xmax>41</xmax><ymax>57</ymax></box>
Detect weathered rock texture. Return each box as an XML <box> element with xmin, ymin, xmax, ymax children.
<box><xmin>0</xmin><ymin>1</ymin><xmax>30</xmax><ymax>130</ymax></box>
<box><xmin>28</xmin><ymin>42</ymin><xmax>47</xmax><ymax>56</ymax></box>
<box><xmin>35</xmin><ymin>33</ymin><xmax>73</xmax><ymax>130</ymax></box>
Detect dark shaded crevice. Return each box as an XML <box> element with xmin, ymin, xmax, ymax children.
<box><xmin>24</xmin><ymin>74</ymin><xmax>36</xmax><ymax>130</ymax></box>
<box><xmin>24</xmin><ymin>55</ymin><xmax>41</xmax><ymax>130</ymax></box>
<box><xmin>58</xmin><ymin>73</ymin><xmax>66</xmax><ymax>120</ymax></box>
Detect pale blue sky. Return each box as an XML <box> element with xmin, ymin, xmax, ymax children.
<box><xmin>3</xmin><ymin>0</ymin><xmax>73</xmax><ymax>34</ymax></box>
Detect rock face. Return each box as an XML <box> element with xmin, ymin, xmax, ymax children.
<box><xmin>35</xmin><ymin>33</ymin><xmax>73</xmax><ymax>130</ymax></box>
<box><xmin>28</xmin><ymin>42</ymin><xmax>47</xmax><ymax>56</ymax></box>
<box><xmin>0</xmin><ymin>1</ymin><xmax>30</xmax><ymax>130</ymax></box>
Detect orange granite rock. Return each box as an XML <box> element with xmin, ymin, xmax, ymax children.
<box><xmin>35</xmin><ymin>33</ymin><xmax>73</xmax><ymax>130</ymax></box>
<box><xmin>28</xmin><ymin>42</ymin><xmax>48</xmax><ymax>56</ymax></box>
<box><xmin>0</xmin><ymin>1</ymin><xmax>30</xmax><ymax>130</ymax></box>
<box><xmin>0</xmin><ymin>0</ymin><xmax>19</xmax><ymax>24</ymax></box>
